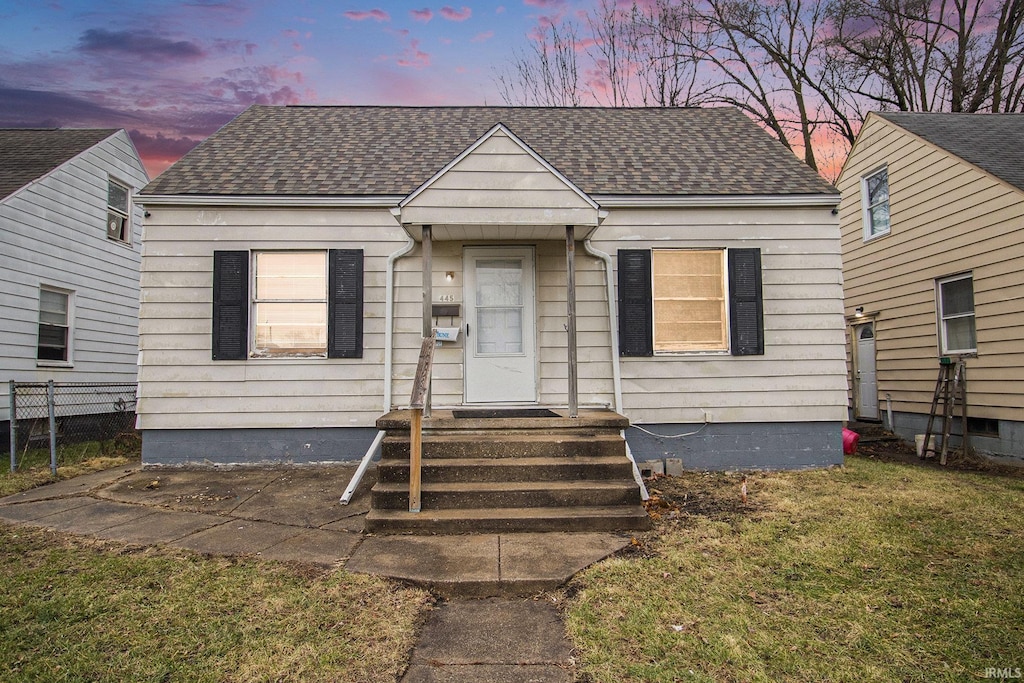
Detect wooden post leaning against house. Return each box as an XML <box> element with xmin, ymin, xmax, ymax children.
<box><xmin>566</xmin><ymin>225</ymin><xmax>579</xmax><ymax>418</ymax></box>
<box><xmin>408</xmin><ymin>332</ymin><xmax>436</xmax><ymax>513</ymax></box>
<box><xmin>421</xmin><ymin>224</ymin><xmax>433</xmax><ymax>419</ymax></box>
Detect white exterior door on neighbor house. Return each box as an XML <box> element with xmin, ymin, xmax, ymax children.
<box><xmin>463</xmin><ymin>246</ymin><xmax>537</xmax><ymax>403</ymax></box>
<box><xmin>855</xmin><ymin>323</ymin><xmax>879</xmax><ymax>420</ymax></box>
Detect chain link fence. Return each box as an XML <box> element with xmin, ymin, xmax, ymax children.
<box><xmin>7</xmin><ymin>381</ymin><xmax>138</xmax><ymax>474</ymax></box>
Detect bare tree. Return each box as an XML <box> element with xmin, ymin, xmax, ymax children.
<box><xmin>495</xmin><ymin>22</ymin><xmax>583</xmax><ymax>107</ymax></box>
<box><xmin>830</xmin><ymin>0</ymin><xmax>1024</xmax><ymax>113</ymax></box>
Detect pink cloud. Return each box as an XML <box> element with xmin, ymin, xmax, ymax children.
<box><xmin>471</xmin><ymin>31</ymin><xmax>494</xmax><ymax>43</ymax></box>
<box><xmin>496</xmin><ymin>6</ymin><xmax>506</xmax><ymax>13</ymax></box>
<box><xmin>343</xmin><ymin>9</ymin><xmax>390</xmax><ymax>22</ymax></box>
<box><xmin>397</xmin><ymin>39</ymin><xmax>431</xmax><ymax>68</ymax></box>
<box><xmin>524</xmin><ymin>0</ymin><xmax>566</xmax><ymax>6</ymax></box>
<box><xmin>411</xmin><ymin>8</ymin><xmax>433</xmax><ymax>22</ymax></box>
<box><xmin>283</xmin><ymin>29</ymin><xmax>300</xmax><ymax>38</ymax></box>
<box><xmin>439</xmin><ymin>6</ymin><xmax>471</xmax><ymax>21</ymax></box>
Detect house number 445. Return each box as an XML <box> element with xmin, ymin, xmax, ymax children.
<box><xmin>438</xmin><ymin>294</ymin><xmax>456</xmax><ymax>302</ymax></box>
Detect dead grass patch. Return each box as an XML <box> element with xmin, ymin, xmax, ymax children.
<box><xmin>0</xmin><ymin>524</ymin><xmax>432</xmax><ymax>682</ymax></box>
<box><xmin>567</xmin><ymin>456</ymin><xmax>1024</xmax><ymax>682</ymax></box>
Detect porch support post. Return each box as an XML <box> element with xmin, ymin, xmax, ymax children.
<box><xmin>421</xmin><ymin>224</ymin><xmax>432</xmax><ymax>417</ymax></box>
<box><xmin>566</xmin><ymin>225</ymin><xmax>579</xmax><ymax>418</ymax></box>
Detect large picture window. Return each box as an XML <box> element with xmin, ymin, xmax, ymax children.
<box><xmin>253</xmin><ymin>252</ymin><xmax>328</xmax><ymax>357</ymax></box>
<box><xmin>38</xmin><ymin>287</ymin><xmax>71</xmax><ymax>363</ymax></box>
<box><xmin>937</xmin><ymin>274</ymin><xmax>976</xmax><ymax>354</ymax></box>
<box><xmin>653</xmin><ymin>249</ymin><xmax>727</xmax><ymax>352</ymax></box>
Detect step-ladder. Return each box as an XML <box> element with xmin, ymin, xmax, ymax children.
<box><xmin>921</xmin><ymin>358</ymin><xmax>969</xmax><ymax>465</ymax></box>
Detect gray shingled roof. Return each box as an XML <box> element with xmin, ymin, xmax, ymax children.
<box><xmin>0</xmin><ymin>128</ymin><xmax>119</xmax><ymax>201</ymax></box>
<box><xmin>143</xmin><ymin>106</ymin><xmax>835</xmax><ymax>197</ymax></box>
<box><xmin>878</xmin><ymin>112</ymin><xmax>1024</xmax><ymax>192</ymax></box>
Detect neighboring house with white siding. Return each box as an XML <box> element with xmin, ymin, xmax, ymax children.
<box><xmin>0</xmin><ymin>128</ymin><xmax>149</xmax><ymax>442</ymax></box>
<box><xmin>838</xmin><ymin>112</ymin><xmax>1024</xmax><ymax>460</ymax></box>
<box><xmin>137</xmin><ymin>105</ymin><xmax>847</xmax><ymax>470</ymax></box>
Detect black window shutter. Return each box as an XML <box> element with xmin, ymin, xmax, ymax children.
<box><xmin>328</xmin><ymin>249</ymin><xmax>364</xmax><ymax>359</ymax></box>
<box><xmin>212</xmin><ymin>251</ymin><xmax>249</xmax><ymax>361</ymax></box>
<box><xmin>617</xmin><ymin>249</ymin><xmax>653</xmax><ymax>357</ymax></box>
<box><xmin>728</xmin><ymin>248</ymin><xmax>764</xmax><ymax>356</ymax></box>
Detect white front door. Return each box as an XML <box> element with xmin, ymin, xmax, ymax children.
<box><xmin>464</xmin><ymin>247</ymin><xmax>537</xmax><ymax>403</ymax></box>
<box><xmin>855</xmin><ymin>323</ymin><xmax>879</xmax><ymax>420</ymax></box>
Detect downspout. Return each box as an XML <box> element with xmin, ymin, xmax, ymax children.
<box><xmin>341</xmin><ymin>230</ymin><xmax>416</xmax><ymax>505</ymax></box>
<box><xmin>584</xmin><ymin>236</ymin><xmax>649</xmax><ymax>501</ymax></box>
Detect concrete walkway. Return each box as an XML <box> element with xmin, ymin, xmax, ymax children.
<box><xmin>0</xmin><ymin>464</ymin><xmax>636</xmax><ymax>682</ymax></box>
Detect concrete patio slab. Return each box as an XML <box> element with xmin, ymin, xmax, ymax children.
<box><xmin>257</xmin><ymin>528</ymin><xmax>362</xmax><ymax>566</ymax></box>
<box><xmin>321</xmin><ymin>513</ymin><xmax>367</xmax><ymax>533</ymax></box>
<box><xmin>99</xmin><ymin>509</ymin><xmax>226</xmax><ymax>545</ymax></box>
<box><xmin>98</xmin><ymin>469</ymin><xmax>280</xmax><ymax>514</ymax></box>
<box><xmin>405</xmin><ymin>599</ymin><xmax>573</xmax><ymax>680</ymax></box>
<box><xmin>499</xmin><ymin>532</ymin><xmax>631</xmax><ymax>582</ymax></box>
<box><xmin>168</xmin><ymin>519</ymin><xmax>303</xmax><ymax>556</ymax></box>
<box><xmin>34</xmin><ymin>499</ymin><xmax>157</xmax><ymax>535</ymax></box>
<box><xmin>0</xmin><ymin>495</ymin><xmax>106</xmax><ymax>523</ymax></box>
<box><xmin>0</xmin><ymin>466</ymin><xmax>136</xmax><ymax>505</ymax></box>
<box><xmin>346</xmin><ymin>534</ymin><xmax>500</xmax><ymax>596</ymax></box>
<box><xmin>230</xmin><ymin>466</ymin><xmax>368</xmax><ymax>528</ymax></box>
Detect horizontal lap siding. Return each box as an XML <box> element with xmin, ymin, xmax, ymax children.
<box><xmin>838</xmin><ymin>116</ymin><xmax>1024</xmax><ymax>421</ymax></box>
<box><xmin>389</xmin><ymin>241</ymin><xmax>615</xmax><ymax>408</ymax></box>
<box><xmin>136</xmin><ymin>207</ymin><xmax>407</xmax><ymax>430</ymax></box>
<box><xmin>592</xmin><ymin>206</ymin><xmax>847</xmax><ymax>425</ymax></box>
<box><xmin>0</xmin><ymin>132</ymin><xmax>147</xmax><ymax>420</ymax></box>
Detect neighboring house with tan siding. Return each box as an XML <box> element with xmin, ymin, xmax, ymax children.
<box><xmin>1</xmin><ymin>129</ymin><xmax>149</xmax><ymax>447</ymax></box>
<box><xmin>838</xmin><ymin>112</ymin><xmax>1024</xmax><ymax>460</ymax></box>
<box><xmin>137</xmin><ymin>105</ymin><xmax>847</xmax><ymax>471</ymax></box>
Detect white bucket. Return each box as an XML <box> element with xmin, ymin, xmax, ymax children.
<box><xmin>915</xmin><ymin>434</ymin><xmax>936</xmax><ymax>457</ymax></box>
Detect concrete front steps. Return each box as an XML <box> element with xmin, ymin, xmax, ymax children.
<box><xmin>365</xmin><ymin>409</ymin><xmax>652</xmax><ymax>534</ymax></box>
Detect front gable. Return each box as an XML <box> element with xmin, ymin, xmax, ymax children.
<box><xmin>396</xmin><ymin>124</ymin><xmax>600</xmax><ymax>232</ymax></box>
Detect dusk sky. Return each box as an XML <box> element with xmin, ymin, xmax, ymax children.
<box><xmin>1</xmin><ymin>1</ymin><xmax>605</xmax><ymax>177</ymax></box>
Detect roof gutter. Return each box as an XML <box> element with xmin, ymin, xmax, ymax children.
<box><xmin>594</xmin><ymin>193</ymin><xmax>840</xmax><ymax>208</ymax></box>
<box><xmin>137</xmin><ymin>194</ymin><xmax>405</xmax><ymax>208</ymax></box>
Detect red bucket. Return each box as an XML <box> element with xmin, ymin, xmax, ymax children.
<box><xmin>842</xmin><ymin>428</ymin><xmax>860</xmax><ymax>455</ymax></box>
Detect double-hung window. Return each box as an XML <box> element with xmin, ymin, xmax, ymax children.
<box><xmin>618</xmin><ymin>248</ymin><xmax>763</xmax><ymax>357</ymax></box>
<box><xmin>937</xmin><ymin>273</ymin><xmax>976</xmax><ymax>355</ymax></box>
<box><xmin>253</xmin><ymin>252</ymin><xmax>328</xmax><ymax>357</ymax></box>
<box><xmin>861</xmin><ymin>167</ymin><xmax>890</xmax><ymax>240</ymax></box>
<box><xmin>38</xmin><ymin>287</ymin><xmax>71</xmax><ymax>363</ymax></box>
<box><xmin>212</xmin><ymin>249</ymin><xmax>363</xmax><ymax>360</ymax></box>
<box><xmin>107</xmin><ymin>177</ymin><xmax>131</xmax><ymax>243</ymax></box>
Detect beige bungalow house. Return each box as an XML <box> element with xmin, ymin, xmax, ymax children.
<box><xmin>136</xmin><ymin>106</ymin><xmax>846</xmax><ymax>529</ymax></box>
<box><xmin>838</xmin><ymin>112</ymin><xmax>1024</xmax><ymax>461</ymax></box>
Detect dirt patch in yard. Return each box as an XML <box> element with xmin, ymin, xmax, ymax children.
<box><xmin>853</xmin><ymin>435</ymin><xmax>1024</xmax><ymax>479</ymax></box>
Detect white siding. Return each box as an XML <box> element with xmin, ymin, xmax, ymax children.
<box><xmin>400</xmin><ymin>130</ymin><xmax>599</xmax><ymax>227</ymax></box>
<box><xmin>137</xmin><ymin>202</ymin><xmax>847</xmax><ymax>431</ymax></box>
<box><xmin>0</xmin><ymin>131</ymin><xmax>148</xmax><ymax>421</ymax></box>
<box><xmin>592</xmin><ymin>205</ymin><xmax>849</xmax><ymax>425</ymax></box>
<box><xmin>838</xmin><ymin>115</ymin><xmax>1024</xmax><ymax>422</ymax></box>
<box><xmin>136</xmin><ymin>207</ymin><xmax>409</xmax><ymax>430</ymax></box>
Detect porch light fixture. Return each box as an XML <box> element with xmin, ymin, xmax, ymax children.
<box><xmin>445</xmin><ymin>271</ymin><xmax>455</xmax><ymax>282</ymax></box>
<box><xmin>855</xmin><ymin>307</ymin><xmax>864</xmax><ymax>317</ymax></box>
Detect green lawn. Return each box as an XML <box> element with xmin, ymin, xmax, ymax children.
<box><xmin>565</xmin><ymin>456</ymin><xmax>1024</xmax><ymax>682</ymax></box>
